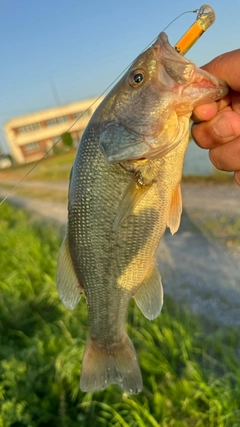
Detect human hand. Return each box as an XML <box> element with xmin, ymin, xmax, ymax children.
<box><xmin>191</xmin><ymin>49</ymin><xmax>240</xmax><ymax>185</ymax></box>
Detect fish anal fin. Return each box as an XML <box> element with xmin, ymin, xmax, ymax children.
<box><xmin>134</xmin><ymin>263</ymin><xmax>163</xmax><ymax>320</ymax></box>
<box><xmin>167</xmin><ymin>182</ymin><xmax>182</xmax><ymax>235</ymax></box>
<box><xmin>113</xmin><ymin>177</ymin><xmax>152</xmax><ymax>230</ymax></box>
<box><xmin>57</xmin><ymin>233</ymin><xmax>82</xmax><ymax>310</ymax></box>
<box><xmin>80</xmin><ymin>333</ymin><xmax>142</xmax><ymax>394</ymax></box>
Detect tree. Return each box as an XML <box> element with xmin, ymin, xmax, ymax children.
<box><xmin>61</xmin><ymin>132</ymin><xmax>73</xmax><ymax>148</ymax></box>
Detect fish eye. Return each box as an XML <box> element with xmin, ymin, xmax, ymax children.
<box><xmin>129</xmin><ymin>70</ymin><xmax>145</xmax><ymax>87</ymax></box>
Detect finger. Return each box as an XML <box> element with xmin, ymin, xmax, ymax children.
<box><xmin>192</xmin><ymin>102</ymin><xmax>217</xmax><ymax>123</ymax></box>
<box><xmin>234</xmin><ymin>170</ymin><xmax>240</xmax><ymax>186</ymax></box>
<box><xmin>202</xmin><ymin>50</ymin><xmax>240</xmax><ymax>92</ymax></box>
<box><xmin>232</xmin><ymin>91</ymin><xmax>240</xmax><ymax>115</ymax></box>
<box><xmin>192</xmin><ymin>110</ymin><xmax>240</xmax><ymax>149</ymax></box>
<box><xmin>192</xmin><ymin>95</ymin><xmax>231</xmax><ymax>123</ymax></box>
<box><xmin>209</xmin><ymin>137</ymin><xmax>240</xmax><ymax>171</ymax></box>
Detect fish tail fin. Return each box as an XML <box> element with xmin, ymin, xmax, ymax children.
<box><xmin>80</xmin><ymin>333</ymin><xmax>142</xmax><ymax>394</ymax></box>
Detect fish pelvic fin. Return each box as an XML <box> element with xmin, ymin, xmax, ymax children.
<box><xmin>134</xmin><ymin>263</ymin><xmax>163</xmax><ymax>320</ymax></box>
<box><xmin>167</xmin><ymin>182</ymin><xmax>182</xmax><ymax>235</ymax></box>
<box><xmin>113</xmin><ymin>175</ymin><xmax>152</xmax><ymax>231</ymax></box>
<box><xmin>80</xmin><ymin>333</ymin><xmax>142</xmax><ymax>394</ymax></box>
<box><xmin>57</xmin><ymin>232</ymin><xmax>82</xmax><ymax>310</ymax></box>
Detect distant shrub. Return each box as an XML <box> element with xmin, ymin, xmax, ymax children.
<box><xmin>61</xmin><ymin>132</ymin><xmax>73</xmax><ymax>148</ymax></box>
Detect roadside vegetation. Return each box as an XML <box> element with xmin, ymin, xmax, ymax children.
<box><xmin>0</xmin><ymin>202</ymin><xmax>240</xmax><ymax>426</ymax></box>
<box><xmin>0</xmin><ymin>183</ymin><xmax>68</xmax><ymax>203</ymax></box>
<box><xmin>0</xmin><ymin>149</ymin><xmax>76</xmax><ymax>182</ymax></box>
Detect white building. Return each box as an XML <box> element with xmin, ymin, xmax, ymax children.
<box><xmin>4</xmin><ymin>97</ymin><xmax>103</xmax><ymax>164</ymax></box>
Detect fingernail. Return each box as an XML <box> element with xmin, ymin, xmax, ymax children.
<box><xmin>213</xmin><ymin>117</ymin><xmax>235</xmax><ymax>138</ymax></box>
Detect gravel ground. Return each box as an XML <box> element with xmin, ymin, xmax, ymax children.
<box><xmin>1</xmin><ymin>180</ymin><xmax>239</xmax><ymax>327</ymax></box>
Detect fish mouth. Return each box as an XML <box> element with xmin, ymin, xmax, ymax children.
<box><xmin>154</xmin><ymin>32</ymin><xmax>228</xmax><ymax>104</ymax></box>
<box><xmin>182</xmin><ymin>68</ymin><xmax>228</xmax><ymax>102</ymax></box>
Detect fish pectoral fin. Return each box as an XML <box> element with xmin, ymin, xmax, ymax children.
<box><xmin>57</xmin><ymin>233</ymin><xmax>82</xmax><ymax>310</ymax></box>
<box><xmin>134</xmin><ymin>263</ymin><xmax>163</xmax><ymax>320</ymax></box>
<box><xmin>167</xmin><ymin>182</ymin><xmax>182</xmax><ymax>235</ymax></box>
<box><xmin>113</xmin><ymin>177</ymin><xmax>152</xmax><ymax>230</ymax></box>
<box><xmin>80</xmin><ymin>333</ymin><xmax>142</xmax><ymax>394</ymax></box>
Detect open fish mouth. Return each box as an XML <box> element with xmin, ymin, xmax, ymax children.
<box><xmin>182</xmin><ymin>67</ymin><xmax>228</xmax><ymax>98</ymax></box>
<box><xmin>154</xmin><ymin>32</ymin><xmax>227</xmax><ymax>90</ymax></box>
<box><xmin>155</xmin><ymin>32</ymin><xmax>228</xmax><ymax>102</ymax></box>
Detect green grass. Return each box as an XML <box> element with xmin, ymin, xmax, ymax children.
<box><xmin>0</xmin><ymin>203</ymin><xmax>240</xmax><ymax>426</ymax></box>
<box><xmin>0</xmin><ymin>183</ymin><xmax>68</xmax><ymax>203</ymax></box>
<box><xmin>0</xmin><ymin>149</ymin><xmax>76</xmax><ymax>182</ymax></box>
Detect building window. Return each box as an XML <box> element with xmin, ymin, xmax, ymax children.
<box><xmin>72</xmin><ymin>109</ymin><xmax>92</xmax><ymax>120</ymax></box>
<box><xmin>18</xmin><ymin>122</ymin><xmax>42</xmax><ymax>133</ymax></box>
<box><xmin>72</xmin><ymin>112</ymin><xmax>82</xmax><ymax>120</ymax></box>
<box><xmin>58</xmin><ymin>115</ymin><xmax>68</xmax><ymax>123</ymax></box>
<box><xmin>46</xmin><ymin>118</ymin><xmax>58</xmax><ymax>126</ymax></box>
<box><xmin>46</xmin><ymin>115</ymin><xmax>68</xmax><ymax>126</ymax></box>
<box><xmin>24</xmin><ymin>142</ymin><xmax>40</xmax><ymax>153</ymax></box>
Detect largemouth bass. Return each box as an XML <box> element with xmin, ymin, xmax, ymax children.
<box><xmin>57</xmin><ymin>32</ymin><xmax>228</xmax><ymax>394</ymax></box>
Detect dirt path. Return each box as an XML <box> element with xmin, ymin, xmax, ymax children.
<box><xmin>1</xmin><ymin>181</ymin><xmax>240</xmax><ymax>327</ymax></box>
<box><xmin>158</xmin><ymin>182</ymin><xmax>240</xmax><ymax>328</ymax></box>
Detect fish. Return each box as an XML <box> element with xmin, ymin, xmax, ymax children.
<box><xmin>57</xmin><ymin>32</ymin><xmax>228</xmax><ymax>394</ymax></box>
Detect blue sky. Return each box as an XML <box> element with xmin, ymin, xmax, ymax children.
<box><xmin>0</xmin><ymin>0</ymin><xmax>239</xmax><ymax>151</ymax></box>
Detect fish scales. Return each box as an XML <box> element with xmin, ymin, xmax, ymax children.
<box><xmin>57</xmin><ymin>32</ymin><xmax>228</xmax><ymax>394</ymax></box>
<box><xmin>69</xmin><ymin>124</ymin><xmax>164</xmax><ymax>336</ymax></box>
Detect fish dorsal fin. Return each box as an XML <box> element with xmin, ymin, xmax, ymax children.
<box><xmin>57</xmin><ymin>233</ymin><xmax>82</xmax><ymax>310</ymax></box>
<box><xmin>133</xmin><ymin>263</ymin><xmax>163</xmax><ymax>320</ymax></box>
<box><xmin>167</xmin><ymin>182</ymin><xmax>182</xmax><ymax>235</ymax></box>
<box><xmin>113</xmin><ymin>175</ymin><xmax>152</xmax><ymax>230</ymax></box>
